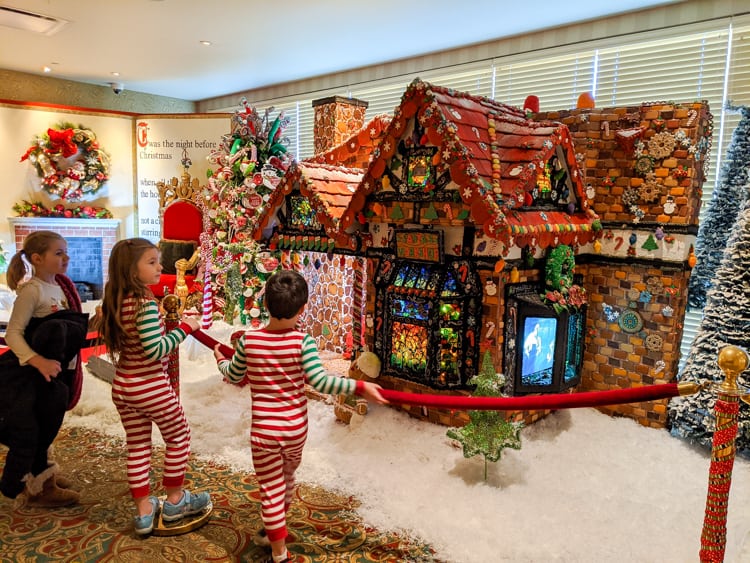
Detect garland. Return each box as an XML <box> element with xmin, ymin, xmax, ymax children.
<box><xmin>13</xmin><ymin>199</ymin><xmax>113</xmax><ymax>219</ymax></box>
<box><xmin>20</xmin><ymin>122</ymin><xmax>110</xmax><ymax>201</ymax></box>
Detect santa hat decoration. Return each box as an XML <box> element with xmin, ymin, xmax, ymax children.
<box><xmin>523</xmin><ymin>95</ymin><xmax>540</xmax><ymax>115</ymax></box>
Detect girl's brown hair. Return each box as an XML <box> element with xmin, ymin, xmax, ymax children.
<box><xmin>100</xmin><ymin>238</ymin><xmax>158</xmax><ymax>363</ymax></box>
<box><xmin>6</xmin><ymin>230</ymin><xmax>65</xmax><ymax>291</ymax></box>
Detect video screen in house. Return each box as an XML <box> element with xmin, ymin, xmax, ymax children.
<box><xmin>520</xmin><ymin>316</ymin><xmax>558</xmax><ymax>386</ymax></box>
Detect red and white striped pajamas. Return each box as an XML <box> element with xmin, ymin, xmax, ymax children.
<box><xmin>217</xmin><ymin>328</ymin><xmax>362</xmax><ymax>543</ymax></box>
<box><xmin>111</xmin><ymin>296</ymin><xmax>194</xmax><ymax>499</ymax></box>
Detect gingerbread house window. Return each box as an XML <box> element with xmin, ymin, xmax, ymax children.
<box><xmin>526</xmin><ymin>151</ymin><xmax>573</xmax><ymax>209</ymax></box>
<box><xmin>288</xmin><ymin>194</ymin><xmax>322</xmax><ymax>231</ymax></box>
<box><xmin>374</xmin><ymin>230</ymin><xmax>481</xmax><ymax>389</ymax></box>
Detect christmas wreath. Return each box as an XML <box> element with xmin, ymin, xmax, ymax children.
<box><xmin>20</xmin><ymin>122</ymin><xmax>110</xmax><ymax>201</ymax></box>
<box><xmin>541</xmin><ymin>244</ymin><xmax>587</xmax><ymax>313</ymax></box>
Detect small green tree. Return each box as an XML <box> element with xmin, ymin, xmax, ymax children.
<box><xmin>447</xmin><ymin>351</ymin><xmax>523</xmax><ymax>480</ymax></box>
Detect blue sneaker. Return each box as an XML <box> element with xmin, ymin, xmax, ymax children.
<box><xmin>133</xmin><ymin>496</ymin><xmax>159</xmax><ymax>535</ymax></box>
<box><xmin>161</xmin><ymin>490</ymin><xmax>211</xmax><ymax>522</ymax></box>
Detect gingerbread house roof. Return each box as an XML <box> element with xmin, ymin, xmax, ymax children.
<box><xmin>342</xmin><ymin>79</ymin><xmax>600</xmax><ymax>250</ymax></box>
<box><xmin>308</xmin><ymin>114</ymin><xmax>392</xmax><ymax>169</ymax></box>
<box><xmin>253</xmin><ymin>115</ymin><xmax>392</xmax><ymax>250</ymax></box>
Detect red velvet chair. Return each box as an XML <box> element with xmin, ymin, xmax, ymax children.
<box><xmin>149</xmin><ymin>172</ymin><xmax>203</xmax><ymax>310</ymax></box>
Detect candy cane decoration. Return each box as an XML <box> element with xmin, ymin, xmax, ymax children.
<box><xmin>601</xmin><ymin>120</ymin><xmax>610</xmax><ymax>136</ymax></box>
<box><xmin>443</xmin><ymin>203</ymin><xmax>454</xmax><ymax>220</ymax></box>
<box><xmin>687</xmin><ymin>109</ymin><xmax>698</xmax><ymax>127</ymax></box>
<box><xmin>201</xmin><ymin>265</ymin><xmax>214</xmax><ymax>329</ymax></box>
<box><xmin>352</xmin><ymin>257</ymin><xmax>365</xmax><ymax>355</ymax></box>
<box><xmin>615</xmin><ymin>236</ymin><xmax>624</xmax><ymax>251</ymax></box>
<box><xmin>458</xmin><ymin>264</ymin><xmax>468</xmax><ymax>283</ymax></box>
<box><xmin>485</xmin><ymin>321</ymin><xmax>496</xmax><ymax>340</ymax></box>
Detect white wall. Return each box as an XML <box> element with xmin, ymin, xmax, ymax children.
<box><xmin>0</xmin><ymin>103</ymin><xmax>137</xmax><ymax>270</ymax></box>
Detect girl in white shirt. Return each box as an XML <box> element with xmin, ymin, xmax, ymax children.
<box><xmin>0</xmin><ymin>230</ymin><xmax>86</xmax><ymax>507</ymax></box>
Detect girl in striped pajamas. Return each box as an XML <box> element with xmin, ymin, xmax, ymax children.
<box><xmin>100</xmin><ymin>238</ymin><xmax>211</xmax><ymax>535</ymax></box>
<box><xmin>214</xmin><ymin>269</ymin><xmax>387</xmax><ymax>563</ymax></box>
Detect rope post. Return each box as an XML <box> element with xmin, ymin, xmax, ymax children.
<box><xmin>699</xmin><ymin>345</ymin><xmax>749</xmax><ymax>562</ymax></box>
<box><xmin>162</xmin><ymin>294</ymin><xmax>181</xmax><ymax>397</ymax></box>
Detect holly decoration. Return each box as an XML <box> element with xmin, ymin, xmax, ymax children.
<box><xmin>446</xmin><ymin>352</ymin><xmax>523</xmax><ymax>481</ymax></box>
<box><xmin>13</xmin><ymin>199</ymin><xmax>113</xmax><ymax>219</ymax></box>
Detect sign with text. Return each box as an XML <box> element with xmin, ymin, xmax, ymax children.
<box><xmin>395</xmin><ymin>229</ymin><xmax>443</xmax><ymax>262</ymax></box>
<box><xmin>135</xmin><ymin>114</ymin><xmax>230</xmax><ymax>242</ymax></box>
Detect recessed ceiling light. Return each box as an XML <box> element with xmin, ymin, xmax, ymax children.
<box><xmin>200</xmin><ymin>40</ymin><xmax>212</xmax><ymax>46</ymax></box>
<box><xmin>111</xmin><ymin>72</ymin><xmax>120</xmax><ymax>76</ymax></box>
<box><xmin>43</xmin><ymin>66</ymin><xmax>51</xmax><ymax>73</ymax></box>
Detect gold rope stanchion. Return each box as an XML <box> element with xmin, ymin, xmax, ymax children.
<box><xmin>162</xmin><ymin>294</ymin><xmax>181</xmax><ymax>397</ymax></box>
<box><xmin>699</xmin><ymin>345</ymin><xmax>749</xmax><ymax>562</ymax></box>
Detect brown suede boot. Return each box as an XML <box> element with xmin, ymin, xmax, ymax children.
<box><xmin>46</xmin><ymin>464</ymin><xmax>78</xmax><ymax>490</ymax></box>
<box><xmin>53</xmin><ymin>472</ymin><xmax>77</xmax><ymax>490</ymax></box>
<box><xmin>22</xmin><ymin>466</ymin><xmax>80</xmax><ymax>508</ymax></box>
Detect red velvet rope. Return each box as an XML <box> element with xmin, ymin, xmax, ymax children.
<box><xmin>379</xmin><ymin>384</ymin><xmax>680</xmax><ymax>410</ymax></box>
<box><xmin>193</xmin><ymin>330</ymin><xmax>680</xmax><ymax>410</ymax></box>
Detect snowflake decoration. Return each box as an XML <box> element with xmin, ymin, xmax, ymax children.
<box><xmin>631</xmin><ymin>206</ymin><xmax>645</xmax><ymax>222</ymax></box>
<box><xmin>639</xmin><ymin>179</ymin><xmax>662</xmax><ymax>203</ymax></box>
<box><xmin>603</xmin><ymin>304</ymin><xmax>620</xmax><ymax>322</ymax></box>
<box><xmin>622</xmin><ymin>186</ymin><xmax>640</xmax><ymax>206</ymax></box>
<box><xmin>648</xmin><ymin>131</ymin><xmax>676</xmax><ymax>159</ymax></box>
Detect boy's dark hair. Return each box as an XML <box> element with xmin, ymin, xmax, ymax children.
<box><xmin>264</xmin><ymin>270</ymin><xmax>308</xmax><ymax>319</ymax></box>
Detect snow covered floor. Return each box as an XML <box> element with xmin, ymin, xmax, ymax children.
<box><xmin>66</xmin><ymin>322</ymin><xmax>750</xmax><ymax>563</ymax></box>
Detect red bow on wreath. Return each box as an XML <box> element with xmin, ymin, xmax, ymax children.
<box><xmin>47</xmin><ymin>127</ymin><xmax>78</xmax><ymax>158</ymax></box>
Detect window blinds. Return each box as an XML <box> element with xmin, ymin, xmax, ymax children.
<box><xmin>214</xmin><ymin>16</ymin><xmax>750</xmax><ymax>374</ymax></box>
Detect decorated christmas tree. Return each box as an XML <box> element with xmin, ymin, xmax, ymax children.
<box><xmin>446</xmin><ymin>352</ymin><xmax>523</xmax><ymax>480</ymax></box>
<box><xmin>202</xmin><ymin>99</ymin><xmax>294</xmax><ymax>323</ymax></box>
<box><xmin>688</xmin><ymin>105</ymin><xmax>750</xmax><ymax>309</ymax></box>
<box><xmin>668</xmin><ymin>199</ymin><xmax>750</xmax><ymax>458</ymax></box>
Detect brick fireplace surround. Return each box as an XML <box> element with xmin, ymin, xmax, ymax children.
<box><xmin>8</xmin><ymin>217</ymin><xmax>121</xmax><ymax>299</ymax></box>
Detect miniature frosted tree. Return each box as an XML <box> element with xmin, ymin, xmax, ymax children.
<box><xmin>447</xmin><ymin>352</ymin><xmax>523</xmax><ymax>480</ymax></box>
<box><xmin>688</xmin><ymin>105</ymin><xmax>750</xmax><ymax>309</ymax></box>
<box><xmin>669</xmin><ymin>199</ymin><xmax>750</xmax><ymax>457</ymax></box>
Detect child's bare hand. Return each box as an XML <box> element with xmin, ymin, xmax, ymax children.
<box><xmin>29</xmin><ymin>355</ymin><xmax>62</xmax><ymax>383</ymax></box>
<box><xmin>359</xmin><ymin>382</ymin><xmax>389</xmax><ymax>405</ymax></box>
<box><xmin>213</xmin><ymin>343</ymin><xmax>226</xmax><ymax>362</ymax></box>
<box><xmin>182</xmin><ymin>316</ymin><xmax>200</xmax><ymax>332</ymax></box>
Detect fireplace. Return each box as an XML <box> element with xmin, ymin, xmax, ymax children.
<box><xmin>8</xmin><ymin>217</ymin><xmax>121</xmax><ymax>299</ymax></box>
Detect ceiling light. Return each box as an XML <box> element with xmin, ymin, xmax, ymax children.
<box><xmin>111</xmin><ymin>72</ymin><xmax>120</xmax><ymax>77</ymax></box>
<box><xmin>200</xmin><ymin>40</ymin><xmax>212</xmax><ymax>46</ymax></box>
<box><xmin>0</xmin><ymin>5</ymin><xmax>68</xmax><ymax>36</ymax></box>
<box><xmin>43</xmin><ymin>66</ymin><xmax>51</xmax><ymax>73</ymax></box>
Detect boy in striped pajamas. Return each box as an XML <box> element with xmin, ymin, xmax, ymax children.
<box><xmin>100</xmin><ymin>238</ymin><xmax>212</xmax><ymax>535</ymax></box>
<box><xmin>214</xmin><ymin>269</ymin><xmax>387</xmax><ymax>563</ymax></box>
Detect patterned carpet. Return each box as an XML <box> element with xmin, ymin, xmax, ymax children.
<box><xmin>0</xmin><ymin>426</ymin><xmax>438</xmax><ymax>562</ymax></box>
